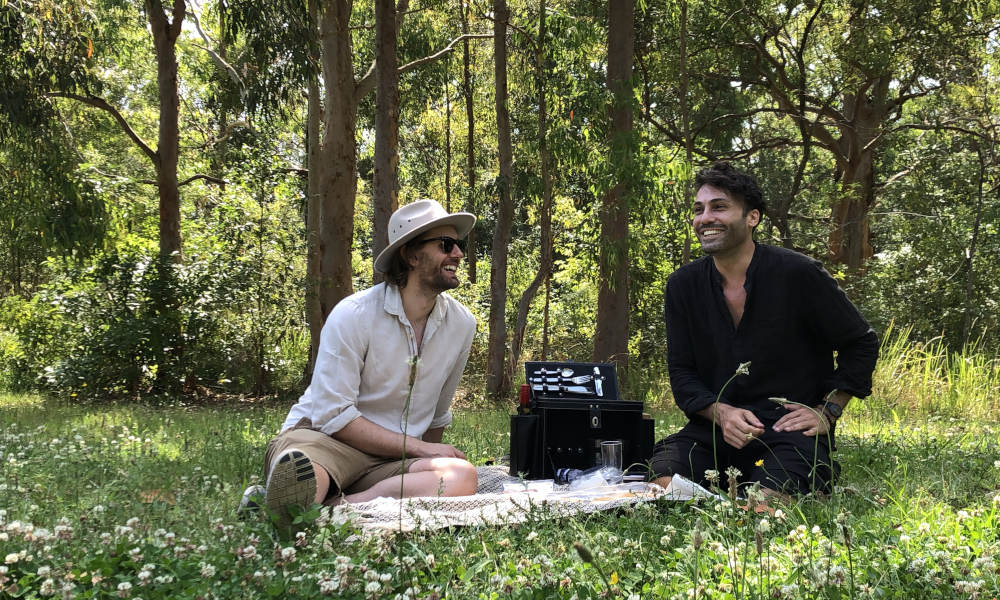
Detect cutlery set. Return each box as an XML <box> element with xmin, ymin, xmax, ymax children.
<box><xmin>529</xmin><ymin>365</ymin><xmax>605</xmax><ymax>396</ymax></box>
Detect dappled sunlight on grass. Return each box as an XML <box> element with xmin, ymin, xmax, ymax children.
<box><xmin>3</xmin><ymin>375</ymin><xmax>1000</xmax><ymax>598</ymax></box>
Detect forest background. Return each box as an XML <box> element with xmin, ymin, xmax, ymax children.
<box><xmin>1</xmin><ymin>0</ymin><xmax>999</xmax><ymax>406</ymax></box>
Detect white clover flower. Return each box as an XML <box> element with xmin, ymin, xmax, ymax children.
<box><xmin>125</xmin><ymin>517</ymin><xmax>140</xmax><ymax>528</ymax></box>
<box><xmin>526</xmin><ymin>530</ymin><xmax>538</xmax><ymax>541</ymax></box>
<box><xmin>954</xmin><ymin>580</ymin><xmax>984</xmax><ymax>594</ymax></box>
<box><xmin>117</xmin><ymin>581</ymin><xmax>132</xmax><ymax>598</ymax></box>
<box><xmin>37</xmin><ymin>565</ymin><xmax>51</xmax><ymax>577</ymax></box>
<box><xmin>200</xmin><ymin>563</ymin><xmax>216</xmax><ymax>578</ymax></box>
<box><xmin>365</xmin><ymin>581</ymin><xmax>381</xmax><ymax>593</ymax></box>
<box><xmin>4</xmin><ymin>553</ymin><xmax>18</xmax><ymax>564</ymax></box>
<box><xmin>918</xmin><ymin>522</ymin><xmax>931</xmax><ymax>533</ymax></box>
<box><xmin>40</xmin><ymin>577</ymin><xmax>56</xmax><ymax>597</ymax></box>
<box><xmin>735</xmin><ymin>362</ymin><xmax>751</xmax><ymax>376</ymax></box>
<box><xmin>757</xmin><ymin>518</ymin><xmax>771</xmax><ymax>534</ymax></box>
<box><xmin>704</xmin><ymin>469</ymin><xmax>720</xmax><ymax>484</ymax></box>
<box><xmin>318</xmin><ymin>577</ymin><xmax>338</xmax><ymax>594</ymax></box>
<box><xmin>899</xmin><ymin>534</ymin><xmax>911</xmax><ymax>543</ymax></box>
<box><xmin>280</xmin><ymin>547</ymin><xmax>296</xmax><ymax>561</ymax></box>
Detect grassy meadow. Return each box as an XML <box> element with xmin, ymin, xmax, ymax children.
<box><xmin>2</xmin><ymin>336</ymin><xmax>1000</xmax><ymax>599</ymax></box>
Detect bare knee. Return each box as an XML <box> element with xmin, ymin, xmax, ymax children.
<box><xmin>430</xmin><ymin>458</ymin><xmax>478</xmax><ymax>496</ymax></box>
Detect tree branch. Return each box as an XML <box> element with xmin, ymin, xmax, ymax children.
<box><xmin>46</xmin><ymin>92</ymin><xmax>158</xmax><ymax>162</ymax></box>
<box><xmin>356</xmin><ymin>33</ymin><xmax>492</xmax><ymax>100</ymax></box>
<box><xmin>187</xmin><ymin>1</ymin><xmax>245</xmax><ymax>92</ymax></box>
<box><xmin>178</xmin><ymin>173</ymin><xmax>226</xmax><ymax>187</ymax></box>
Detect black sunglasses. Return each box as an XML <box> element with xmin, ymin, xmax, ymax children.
<box><xmin>410</xmin><ymin>236</ymin><xmax>466</xmax><ymax>253</ymax></box>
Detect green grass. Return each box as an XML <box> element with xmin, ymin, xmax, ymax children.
<box><xmin>3</xmin><ymin>337</ymin><xmax>1000</xmax><ymax>599</ymax></box>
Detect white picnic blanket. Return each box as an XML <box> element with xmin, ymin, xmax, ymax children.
<box><xmin>323</xmin><ymin>466</ymin><xmax>716</xmax><ymax>533</ymax></box>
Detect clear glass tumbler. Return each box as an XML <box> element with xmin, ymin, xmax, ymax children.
<box><xmin>600</xmin><ymin>440</ymin><xmax>624</xmax><ymax>484</ymax></box>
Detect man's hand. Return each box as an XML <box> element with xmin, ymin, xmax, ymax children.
<box><xmin>412</xmin><ymin>441</ymin><xmax>466</xmax><ymax>460</ymax></box>
<box><xmin>701</xmin><ymin>404</ymin><xmax>765</xmax><ymax>449</ymax></box>
<box><xmin>773</xmin><ymin>404</ymin><xmax>830</xmax><ymax>436</ymax></box>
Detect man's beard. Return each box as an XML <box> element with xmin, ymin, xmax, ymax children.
<box><xmin>416</xmin><ymin>261</ymin><xmax>460</xmax><ymax>293</ymax></box>
<box><xmin>699</xmin><ymin>225</ymin><xmax>748</xmax><ymax>255</ymax></box>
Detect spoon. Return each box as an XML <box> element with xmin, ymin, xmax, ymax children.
<box><xmin>560</xmin><ymin>367</ymin><xmax>574</xmax><ymax>377</ymax></box>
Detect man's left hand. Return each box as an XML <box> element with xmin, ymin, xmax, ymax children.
<box><xmin>773</xmin><ymin>404</ymin><xmax>830</xmax><ymax>436</ymax></box>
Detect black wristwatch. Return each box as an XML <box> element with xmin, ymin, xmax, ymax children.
<box><xmin>821</xmin><ymin>401</ymin><xmax>843</xmax><ymax>422</ymax></box>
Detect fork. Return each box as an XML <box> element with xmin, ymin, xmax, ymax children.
<box><xmin>565</xmin><ymin>375</ymin><xmax>592</xmax><ymax>384</ymax></box>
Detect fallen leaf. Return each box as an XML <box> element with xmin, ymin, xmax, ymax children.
<box><xmin>140</xmin><ymin>489</ymin><xmax>176</xmax><ymax>504</ymax></box>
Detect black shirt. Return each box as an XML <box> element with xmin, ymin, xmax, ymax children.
<box><xmin>665</xmin><ymin>243</ymin><xmax>879</xmax><ymax>420</ymax></box>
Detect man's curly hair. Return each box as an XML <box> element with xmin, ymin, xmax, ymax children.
<box><xmin>694</xmin><ymin>161</ymin><xmax>766</xmax><ymax>219</ymax></box>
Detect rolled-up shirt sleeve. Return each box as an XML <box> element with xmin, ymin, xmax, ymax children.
<box><xmin>309</xmin><ymin>301</ymin><xmax>369</xmax><ymax>436</ymax></box>
<box><xmin>665</xmin><ymin>277</ymin><xmax>721</xmax><ymax>418</ymax></box>
<box><xmin>429</xmin><ymin>313</ymin><xmax>476</xmax><ymax>430</ymax></box>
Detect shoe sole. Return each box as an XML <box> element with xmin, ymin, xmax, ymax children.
<box><xmin>265</xmin><ymin>450</ymin><xmax>317</xmax><ymax>531</ymax></box>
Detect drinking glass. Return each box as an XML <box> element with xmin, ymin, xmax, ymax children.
<box><xmin>600</xmin><ymin>440</ymin><xmax>624</xmax><ymax>484</ymax></box>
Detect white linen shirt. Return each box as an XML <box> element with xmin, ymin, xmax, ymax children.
<box><xmin>281</xmin><ymin>282</ymin><xmax>476</xmax><ymax>438</ymax></box>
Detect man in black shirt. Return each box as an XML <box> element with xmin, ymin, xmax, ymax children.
<box><xmin>650</xmin><ymin>162</ymin><xmax>878</xmax><ymax>498</ymax></box>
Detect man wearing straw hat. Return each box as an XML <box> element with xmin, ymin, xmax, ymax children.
<box><xmin>242</xmin><ymin>200</ymin><xmax>479</xmax><ymax>528</ymax></box>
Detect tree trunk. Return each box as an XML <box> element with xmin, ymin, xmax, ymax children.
<box><xmin>445</xmin><ymin>56</ymin><xmax>452</xmax><ymax>212</ymax></box>
<box><xmin>304</xmin><ymin>0</ymin><xmax>323</xmax><ymax>379</ymax></box>
<box><xmin>316</xmin><ymin>0</ymin><xmax>358</xmax><ymax>319</ymax></box>
<box><xmin>461</xmin><ymin>0</ymin><xmax>478</xmax><ymax>283</ymax></box>
<box><xmin>828</xmin><ymin>93</ymin><xmax>879</xmax><ymax>268</ymax></box>
<box><xmin>146</xmin><ymin>0</ymin><xmax>184</xmax><ymax>261</ymax></box>
<box><xmin>508</xmin><ymin>0</ymin><xmax>552</xmax><ymax>382</ymax></box>
<box><xmin>962</xmin><ymin>148</ymin><xmax>986</xmax><ymax>347</ymax></box>
<box><xmin>827</xmin><ymin>79</ymin><xmax>891</xmax><ymax>270</ymax></box>
<box><xmin>678</xmin><ymin>0</ymin><xmax>692</xmax><ymax>265</ymax></box>
<box><xmin>372</xmin><ymin>0</ymin><xmax>400</xmax><ymax>281</ymax></box>
<box><xmin>486</xmin><ymin>0</ymin><xmax>515</xmax><ymax>398</ymax></box>
<box><xmin>146</xmin><ymin>0</ymin><xmax>185</xmax><ymax>393</ymax></box>
<box><xmin>592</xmin><ymin>0</ymin><xmax>633</xmax><ymax>372</ymax></box>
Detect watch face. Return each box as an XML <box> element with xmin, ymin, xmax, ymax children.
<box><xmin>825</xmin><ymin>402</ymin><xmax>843</xmax><ymax>418</ymax></box>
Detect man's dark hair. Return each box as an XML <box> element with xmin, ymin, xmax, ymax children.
<box><xmin>694</xmin><ymin>161</ymin><xmax>766</xmax><ymax>218</ymax></box>
<box><xmin>384</xmin><ymin>250</ymin><xmax>411</xmax><ymax>288</ymax></box>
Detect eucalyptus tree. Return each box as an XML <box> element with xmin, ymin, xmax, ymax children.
<box><xmin>703</xmin><ymin>0</ymin><xmax>991</xmax><ymax>269</ymax></box>
<box><xmin>486</xmin><ymin>0</ymin><xmax>516</xmax><ymax>397</ymax></box>
<box><xmin>591</xmin><ymin>0</ymin><xmax>634</xmax><ymax>370</ymax></box>
<box><xmin>506</xmin><ymin>0</ymin><xmax>554</xmax><ymax>391</ymax></box>
<box><xmin>223</xmin><ymin>0</ymin><xmax>490</xmax><ymax>375</ymax></box>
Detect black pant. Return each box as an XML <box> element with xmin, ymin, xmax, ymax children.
<box><xmin>650</xmin><ymin>413</ymin><xmax>838</xmax><ymax>495</ymax></box>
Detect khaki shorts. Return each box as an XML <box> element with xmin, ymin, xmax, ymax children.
<box><xmin>264</xmin><ymin>418</ymin><xmax>420</xmax><ymax>500</ymax></box>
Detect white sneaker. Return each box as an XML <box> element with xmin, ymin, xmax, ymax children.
<box><xmin>265</xmin><ymin>449</ymin><xmax>317</xmax><ymax>532</ymax></box>
<box><xmin>237</xmin><ymin>484</ymin><xmax>266</xmax><ymax>519</ymax></box>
